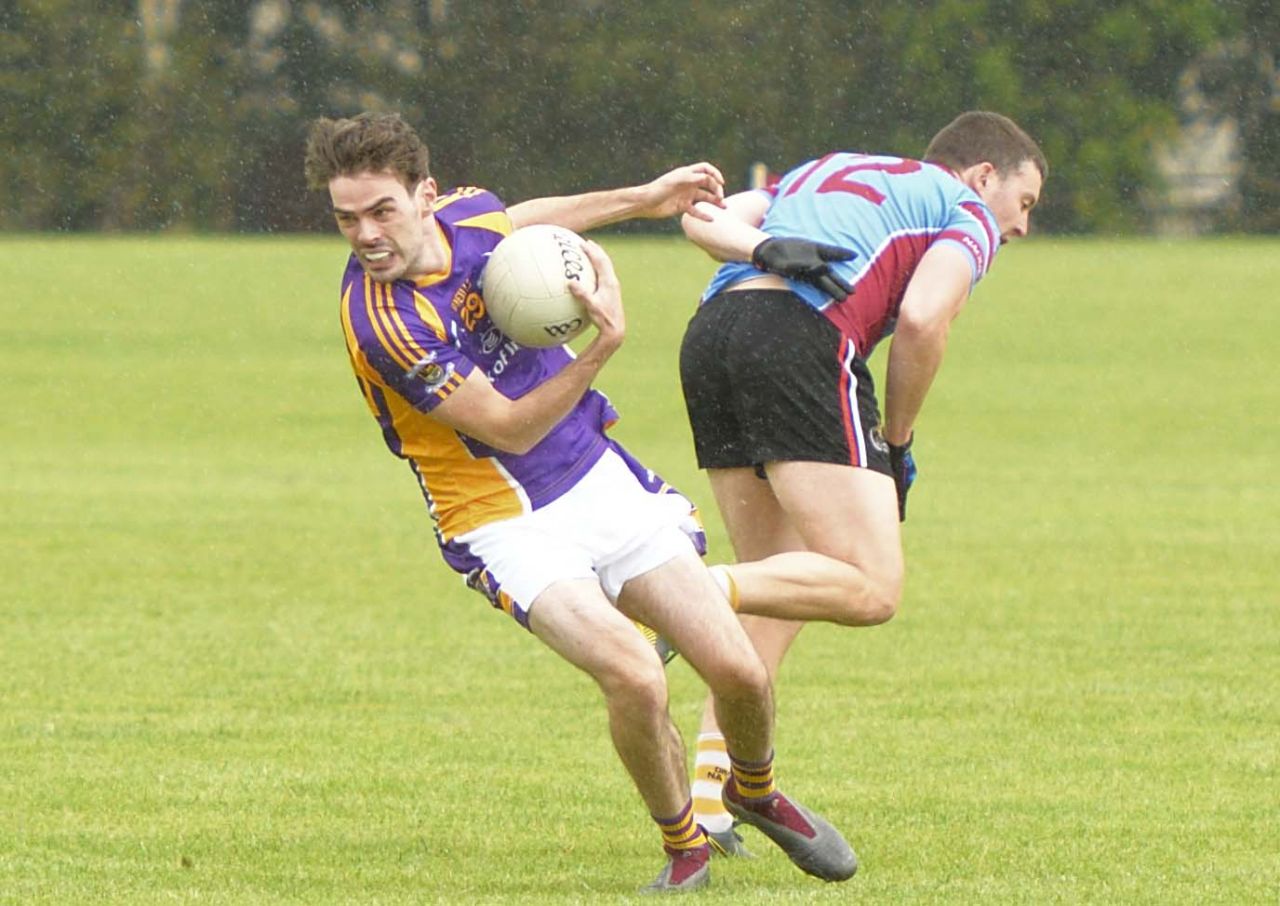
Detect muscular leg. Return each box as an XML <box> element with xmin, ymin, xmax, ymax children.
<box><xmin>616</xmin><ymin>549</ymin><xmax>772</xmax><ymax>852</ymax></box>
<box><xmin>616</xmin><ymin>549</ymin><xmax>773</xmax><ymax>765</ymax></box>
<box><xmin>620</xmin><ymin>548</ymin><xmax>858</xmax><ymax>885</ymax></box>
<box><xmin>699</xmin><ymin>466</ymin><xmax>806</xmax><ymax>733</ymax></box>
<box><xmin>714</xmin><ymin>462</ymin><xmax>905</xmax><ymax>627</ymax></box>
<box><xmin>527</xmin><ymin>578</ymin><xmax>689</xmax><ymax>819</ymax></box>
<box><xmin>697</xmin><ymin>461</ymin><xmax>904</xmax><ymax>739</ymax></box>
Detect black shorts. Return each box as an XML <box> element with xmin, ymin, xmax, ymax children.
<box><xmin>679</xmin><ymin>289</ymin><xmax>891</xmax><ymax>477</ymax></box>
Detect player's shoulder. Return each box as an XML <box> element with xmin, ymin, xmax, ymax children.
<box><xmin>950</xmin><ymin>186</ymin><xmax>1000</xmax><ymax>249</ymax></box>
<box><xmin>433</xmin><ymin>186</ymin><xmax>512</xmax><ymax>236</ymax></box>
<box><xmin>914</xmin><ymin>164</ymin><xmax>999</xmax><ymax>234</ymax></box>
<box><xmin>928</xmin><ymin>179</ymin><xmax>1000</xmax><ymax>278</ymax></box>
<box><xmin>918</xmin><ymin>163</ymin><xmax>988</xmax><ymax>211</ymax></box>
<box><xmin>341</xmin><ymin>268</ymin><xmax>453</xmax><ymax>356</ymax></box>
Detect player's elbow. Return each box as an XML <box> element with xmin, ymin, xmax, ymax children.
<box><xmin>489</xmin><ymin>429</ymin><xmax>541</xmax><ymax>456</ymax></box>
<box><xmin>464</xmin><ymin>417</ymin><xmax>546</xmax><ymax>456</ymax></box>
<box><xmin>680</xmin><ymin>212</ymin><xmax>707</xmax><ymax>244</ymax></box>
<box><xmin>894</xmin><ymin>305</ymin><xmax>952</xmax><ymax>343</ymax></box>
<box><xmin>680</xmin><ymin>210</ymin><xmax>723</xmax><ymax>258</ymax></box>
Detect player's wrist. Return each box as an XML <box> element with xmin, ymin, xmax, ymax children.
<box><xmin>617</xmin><ymin>183</ymin><xmax>654</xmax><ymax>219</ymax></box>
<box><xmin>883</xmin><ymin>427</ymin><xmax>913</xmax><ymax>448</ymax></box>
<box><xmin>584</xmin><ymin>324</ymin><xmax>625</xmax><ymax>357</ymax></box>
<box><xmin>749</xmin><ymin>237</ymin><xmax>778</xmax><ymax>269</ymax></box>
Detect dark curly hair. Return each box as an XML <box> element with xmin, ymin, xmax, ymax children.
<box><xmin>303</xmin><ymin>112</ymin><xmax>431</xmax><ymax>191</ymax></box>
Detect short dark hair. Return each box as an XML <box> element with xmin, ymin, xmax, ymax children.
<box><xmin>924</xmin><ymin>111</ymin><xmax>1047</xmax><ymax>181</ymax></box>
<box><xmin>303</xmin><ymin>112</ymin><xmax>431</xmax><ymax>191</ymax></box>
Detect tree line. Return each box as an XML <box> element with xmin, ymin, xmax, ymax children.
<box><xmin>2</xmin><ymin>0</ymin><xmax>1275</xmax><ymax>234</ymax></box>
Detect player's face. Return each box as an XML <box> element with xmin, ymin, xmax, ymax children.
<box><xmin>975</xmin><ymin>161</ymin><xmax>1042</xmax><ymax>244</ymax></box>
<box><xmin>329</xmin><ymin>171</ymin><xmax>440</xmax><ymax>282</ymax></box>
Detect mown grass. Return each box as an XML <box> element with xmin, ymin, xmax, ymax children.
<box><xmin>1</xmin><ymin>234</ymin><xmax>1276</xmax><ymax>904</ymax></box>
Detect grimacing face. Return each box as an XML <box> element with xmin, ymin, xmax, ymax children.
<box><xmin>328</xmin><ymin>171</ymin><xmax>441</xmax><ymax>282</ymax></box>
<box><xmin>974</xmin><ymin>160</ymin><xmax>1042</xmax><ymax>243</ymax></box>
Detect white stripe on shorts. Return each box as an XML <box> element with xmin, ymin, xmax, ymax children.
<box><xmin>842</xmin><ymin>341</ymin><xmax>867</xmax><ymax>467</ymax></box>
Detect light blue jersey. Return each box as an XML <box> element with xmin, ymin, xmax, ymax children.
<box><xmin>703</xmin><ymin>154</ymin><xmax>1000</xmax><ymax>355</ymax></box>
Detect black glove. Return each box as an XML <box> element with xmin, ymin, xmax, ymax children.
<box><xmin>887</xmin><ymin>436</ymin><xmax>917</xmax><ymax>523</ymax></box>
<box><xmin>751</xmin><ymin>237</ymin><xmax>856</xmax><ymax>301</ymax></box>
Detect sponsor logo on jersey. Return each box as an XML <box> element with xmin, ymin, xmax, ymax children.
<box><xmin>480</xmin><ymin>327</ymin><xmax>503</xmax><ymax>354</ymax></box>
<box><xmin>486</xmin><ymin>337</ymin><xmax>522</xmax><ymax>378</ymax></box>
<box><xmin>959</xmin><ymin>233</ymin><xmax>985</xmax><ymax>273</ymax></box>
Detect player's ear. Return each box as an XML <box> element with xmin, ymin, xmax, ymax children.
<box><xmin>416</xmin><ymin>177</ymin><xmax>438</xmax><ymax>210</ymax></box>
<box><xmin>960</xmin><ymin>161</ymin><xmax>997</xmax><ymax>195</ymax></box>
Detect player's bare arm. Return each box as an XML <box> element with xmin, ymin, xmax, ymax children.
<box><xmin>430</xmin><ymin>241</ymin><xmax>624</xmax><ymax>455</ymax></box>
<box><xmin>680</xmin><ymin>190</ymin><xmax>771</xmax><ymax>261</ymax></box>
<box><xmin>683</xmin><ymin>191</ymin><xmax>855</xmax><ymax>299</ymax></box>
<box><xmin>507</xmin><ymin>162</ymin><xmax>726</xmax><ymax>232</ymax></box>
<box><xmin>881</xmin><ymin>243</ymin><xmax>973</xmax><ymax>445</ymax></box>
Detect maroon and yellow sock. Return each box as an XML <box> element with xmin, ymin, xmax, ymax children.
<box><xmin>728</xmin><ymin>750</ymin><xmax>777</xmax><ymax>802</ymax></box>
<box><xmin>653</xmin><ymin>800</ymin><xmax>708</xmax><ymax>853</ymax></box>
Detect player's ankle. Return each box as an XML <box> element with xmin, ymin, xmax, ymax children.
<box><xmin>709</xmin><ymin>564</ymin><xmax>740</xmax><ymax>610</ymax></box>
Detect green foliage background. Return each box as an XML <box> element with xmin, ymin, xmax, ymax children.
<box><xmin>2</xmin><ymin>0</ymin><xmax>1276</xmax><ymax>233</ymax></box>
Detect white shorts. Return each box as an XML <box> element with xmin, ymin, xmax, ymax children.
<box><xmin>454</xmin><ymin>448</ymin><xmax>702</xmax><ymax>628</ymax></box>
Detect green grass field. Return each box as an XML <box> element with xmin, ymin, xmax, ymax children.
<box><xmin>2</xmin><ymin>234</ymin><xmax>1277</xmax><ymax>904</ymax></box>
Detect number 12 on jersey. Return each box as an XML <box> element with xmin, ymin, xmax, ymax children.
<box><xmin>784</xmin><ymin>155</ymin><xmax>923</xmax><ymax>206</ymax></box>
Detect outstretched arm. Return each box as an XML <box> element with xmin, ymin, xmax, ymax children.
<box><xmin>680</xmin><ymin>190</ymin><xmax>772</xmax><ymax>261</ymax></box>
<box><xmin>507</xmin><ymin>162</ymin><xmax>726</xmax><ymax>232</ymax></box>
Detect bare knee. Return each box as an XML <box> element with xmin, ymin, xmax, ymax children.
<box><xmin>702</xmin><ymin>649</ymin><xmax>771</xmax><ymax>708</ymax></box>
<box><xmin>855</xmin><ymin>584</ymin><xmax>900</xmax><ymax>626</ymax></box>
<box><xmin>835</xmin><ymin>568</ymin><xmax>903</xmax><ymax>627</ymax></box>
<box><xmin>593</xmin><ymin>641</ymin><xmax>669</xmax><ymax>717</ymax></box>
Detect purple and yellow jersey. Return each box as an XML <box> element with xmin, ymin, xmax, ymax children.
<box><xmin>337</xmin><ymin>187</ymin><xmax>619</xmax><ymax>564</ymax></box>
<box><xmin>703</xmin><ymin>153</ymin><xmax>1000</xmax><ymax>355</ymax></box>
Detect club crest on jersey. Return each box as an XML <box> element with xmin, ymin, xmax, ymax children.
<box><xmin>406</xmin><ymin>353</ymin><xmax>452</xmax><ymax>391</ymax></box>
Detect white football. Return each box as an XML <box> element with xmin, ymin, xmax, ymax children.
<box><xmin>481</xmin><ymin>225</ymin><xmax>596</xmax><ymax>347</ymax></box>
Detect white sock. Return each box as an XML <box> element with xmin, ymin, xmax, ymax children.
<box><xmin>709</xmin><ymin>565</ymin><xmax>740</xmax><ymax>610</ymax></box>
<box><xmin>692</xmin><ymin>732</ymin><xmax>733</xmax><ymax>834</ymax></box>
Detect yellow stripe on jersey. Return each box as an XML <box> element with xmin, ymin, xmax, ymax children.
<box><xmin>376</xmin><ymin>281</ymin><xmax>436</xmax><ymax>367</ymax></box>
<box><xmin>362</xmin><ymin>277</ymin><xmax>414</xmax><ymax>372</ymax></box>
<box><xmin>340</xmin><ymin>283</ymin><xmax>386</xmax><ymax>421</ymax></box>
<box><xmin>340</xmin><ymin>281</ymin><xmax>357</xmax><ymax>354</ymax></box>
<box><xmin>411</xmin><ymin>290</ymin><xmax>449</xmax><ymax>341</ymax></box>
<box><xmin>454</xmin><ymin>210</ymin><xmax>513</xmax><ymax>237</ymax></box>
<box><xmin>377</xmin><ymin>279</ymin><xmax>433</xmax><ymax>368</ymax></box>
<box><xmin>434</xmin><ymin>369</ymin><xmax>466</xmax><ymax>401</ymax></box>
<box><xmin>432</xmin><ymin>186</ymin><xmax>486</xmax><ymax>212</ymax></box>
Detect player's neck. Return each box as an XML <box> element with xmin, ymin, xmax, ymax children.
<box><xmin>407</xmin><ymin>218</ymin><xmax>451</xmax><ymax>280</ymax></box>
<box><xmin>925</xmin><ymin>160</ymin><xmax>960</xmax><ymax>181</ymax></box>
